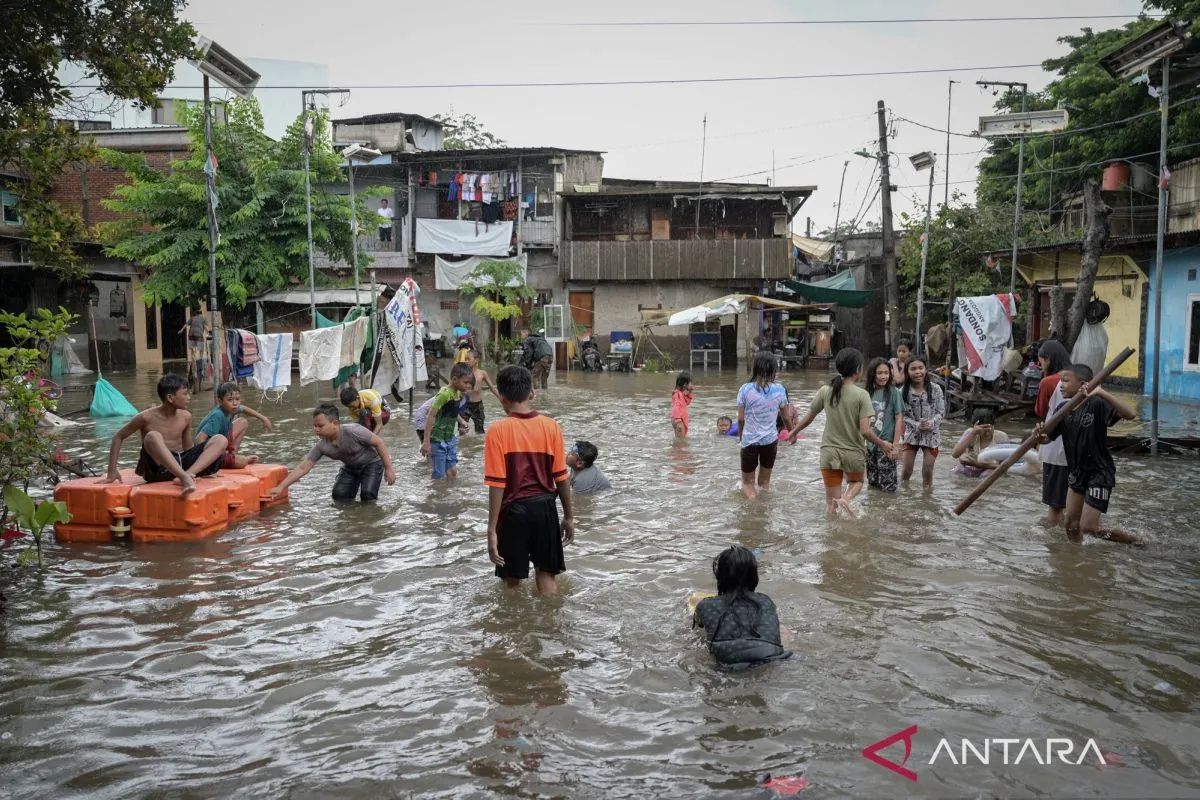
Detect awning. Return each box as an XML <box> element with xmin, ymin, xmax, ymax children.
<box><xmin>252</xmin><ymin>285</ymin><xmax>384</xmax><ymax>305</ymax></box>
<box><xmin>784</xmin><ymin>270</ymin><xmax>875</xmax><ymax>308</ymax></box>
<box><xmin>792</xmin><ymin>234</ymin><xmax>834</xmax><ymax>261</ymax></box>
<box><xmin>664</xmin><ymin>294</ymin><xmax>832</xmax><ymax>327</ymax></box>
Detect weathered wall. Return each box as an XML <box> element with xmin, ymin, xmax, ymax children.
<box><xmin>582</xmin><ymin>281</ymin><xmax>758</xmax><ymax>366</ymax></box>
<box><xmin>1143</xmin><ymin>248</ymin><xmax>1200</xmax><ymax>400</ymax></box>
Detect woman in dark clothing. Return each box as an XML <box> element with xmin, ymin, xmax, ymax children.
<box><xmin>693</xmin><ymin>545</ymin><xmax>792</xmax><ymax>670</ymax></box>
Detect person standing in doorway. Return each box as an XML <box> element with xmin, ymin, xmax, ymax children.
<box><xmin>377</xmin><ymin>198</ymin><xmax>394</xmax><ymax>244</ymax></box>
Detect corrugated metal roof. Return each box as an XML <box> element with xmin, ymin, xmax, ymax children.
<box><xmin>334</xmin><ymin>112</ymin><xmax>445</xmax><ymax>128</ymax></box>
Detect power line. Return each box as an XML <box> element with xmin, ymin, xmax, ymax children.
<box><xmin>69</xmin><ymin>64</ymin><xmax>1044</xmax><ymax>92</ymax></box>
<box><xmin>560</xmin><ymin>14</ymin><xmax>1158</xmax><ymax>26</ymax></box>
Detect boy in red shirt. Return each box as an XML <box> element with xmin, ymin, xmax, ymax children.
<box><xmin>484</xmin><ymin>365</ymin><xmax>575</xmax><ymax>595</ymax></box>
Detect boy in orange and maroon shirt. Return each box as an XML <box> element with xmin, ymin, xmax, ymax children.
<box><xmin>484</xmin><ymin>365</ymin><xmax>575</xmax><ymax>595</ymax></box>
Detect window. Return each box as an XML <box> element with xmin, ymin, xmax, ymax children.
<box><xmin>1188</xmin><ymin>294</ymin><xmax>1200</xmax><ymax>370</ymax></box>
<box><xmin>2</xmin><ymin>190</ymin><xmax>20</xmax><ymax>226</ymax></box>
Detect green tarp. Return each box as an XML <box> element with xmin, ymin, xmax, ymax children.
<box><xmin>785</xmin><ymin>271</ymin><xmax>875</xmax><ymax>309</ymax></box>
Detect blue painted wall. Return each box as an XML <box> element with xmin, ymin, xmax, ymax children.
<box><xmin>1143</xmin><ymin>248</ymin><xmax>1200</xmax><ymax>401</ymax></box>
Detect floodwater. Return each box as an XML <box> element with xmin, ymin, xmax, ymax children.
<box><xmin>1</xmin><ymin>367</ymin><xmax>1198</xmax><ymax>799</ymax></box>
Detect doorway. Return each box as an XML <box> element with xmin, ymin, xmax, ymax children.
<box><xmin>161</xmin><ymin>302</ymin><xmax>187</xmax><ymax>359</ymax></box>
<box><xmin>569</xmin><ymin>290</ymin><xmax>594</xmax><ymax>336</ymax></box>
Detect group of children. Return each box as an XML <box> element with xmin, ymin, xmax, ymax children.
<box><xmin>671</xmin><ymin>340</ymin><xmax>1141</xmax><ymax>545</ymax></box>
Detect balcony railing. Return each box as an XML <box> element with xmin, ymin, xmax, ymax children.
<box><xmin>562</xmin><ymin>238</ymin><xmax>791</xmax><ymax>281</ymax></box>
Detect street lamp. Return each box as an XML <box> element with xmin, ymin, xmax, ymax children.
<box><xmin>909</xmin><ymin>151</ymin><xmax>936</xmax><ymax>357</ymax></box>
<box><xmin>300</xmin><ymin>88</ymin><xmax>350</xmax><ymax>328</ymax></box>
<box><xmin>189</xmin><ymin>37</ymin><xmax>259</xmax><ymax>404</ymax></box>
<box><xmin>341</xmin><ymin>143</ymin><xmax>382</xmax><ymax>310</ymax></box>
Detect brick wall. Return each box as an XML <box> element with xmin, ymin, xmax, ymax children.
<box><xmin>49</xmin><ymin>149</ymin><xmax>187</xmax><ymax>228</ymax></box>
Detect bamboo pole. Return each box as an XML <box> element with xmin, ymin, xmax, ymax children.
<box><xmin>953</xmin><ymin>347</ymin><xmax>1134</xmax><ymax>516</ymax></box>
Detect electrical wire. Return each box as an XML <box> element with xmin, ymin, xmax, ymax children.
<box><xmin>71</xmin><ymin>64</ymin><xmax>1044</xmax><ymax>92</ymax></box>
<box><xmin>561</xmin><ymin>15</ymin><xmax>1158</xmax><ymax>26</ymax></box>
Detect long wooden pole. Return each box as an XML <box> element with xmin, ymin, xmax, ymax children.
<box><xmin>953</xmin><ymin>347</ymin><xmax>1134</xmax><ymax>516</ymax></box>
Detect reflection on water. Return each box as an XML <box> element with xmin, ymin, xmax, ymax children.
<box><xmin>1</xmin><ymin>367</ymin><xmax>1198</xmax><ymax>798</ymax></box>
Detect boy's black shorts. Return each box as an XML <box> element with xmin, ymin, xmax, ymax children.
<box><xmin>1068</xmin><ymin>469</ymin><xmax>1113</xmax><ymax>513</ymax></box>
<box><xmin>495</xmin><ymin>493</ymin><xmax>565</xmax><ymax>580</ymax></box>
<box><xmin>1042</xmin><ymin>463</ymin><xmax>1069</xmax><ymax>509</ymax></box>
<box><xmin>135</xmin><ymin>442</ymin><xmax>221</xmax><ymax>483</ymax></box>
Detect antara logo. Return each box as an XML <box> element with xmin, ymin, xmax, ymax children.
<box><xmin>863</xmin><ymin>726</ymin><xmax>1108</xmax><ymax>782</ymax></box>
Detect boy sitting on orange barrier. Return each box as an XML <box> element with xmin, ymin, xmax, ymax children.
<box><xmin>196</xmin><ymin>381</ymin><xmax>274</xmax><ymax>469</ymax></box>
<box><xmin>101</xmin><ymin>374</ymin><xmax>227</xmax><ymax>496</ymax></box>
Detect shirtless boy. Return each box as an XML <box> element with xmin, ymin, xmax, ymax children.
<box><xmin>464</xmin><ymin>349</ymin><xmax>500</xmax><ymax>434</ymax></box>
<box><xmin>101</xmin><ymin>374</ymin><xmax>228</xmax><ymax>495</ymax></box>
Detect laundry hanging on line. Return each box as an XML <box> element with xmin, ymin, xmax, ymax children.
<box><xmin>299</xmin><ymin>316</ymin><xmax>370</xmax><ymax>386</ymax></box>
<box><xmin>247</xmin><ymin>332</ymin><xmax>294</xmax><ymax>391</ymax></box>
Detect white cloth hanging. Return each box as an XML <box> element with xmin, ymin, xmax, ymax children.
<box><xmin>248</xmin><ymin>332</ymin><xmax>293</xmax><ymax>390</ymax></box>
<box><xmin>434</xmin><ymin>253</ymin><xmax>528</xmax><ymax>290</ymax></box>
<box><xmin>415</xmin><ymin>219</ymin><xmax>512</xmax><ymax>256</ymax></box>
<box><xmin>299</xmin><ymin>326</ymin><xmax>343</xmax><ymax>386</ymax></box>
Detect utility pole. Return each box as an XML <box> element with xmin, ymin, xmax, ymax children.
<box><xmin>300</xmin><ymin>88</ymin><xmax>350</xmax><ymax>329</ymax></box>
<box><xmin>877</xmin><ymin>100</ymin><xmax>900</xmax><ymax>349</ymax></box>
<box><xmin>695</xmin><ymin>113</ymin><xmax>707</xmax><ymax>234</ymax></box>
<box><xmin>202</xmin><ymin>75</ymin><xmax>220</xmax><ymax>405</ymax></box>
<box><xmin>832</xmin><ymin>159</ymin><xmax>849</xmax><ymax>240</ymax></box>
<box><xmin>1151</xmin><ymin>58</ymin><xmax>1170</xmax><ymax>457</ymax></box>
<box><xmin>978</xmin><ymin>80</ymin><xmax>1028</xmax><ymax>296</ymax></box>
<box><xmin>945</xmin><ymin>80</ymin><xmax>958</xmax><ymax>208</ymax></box>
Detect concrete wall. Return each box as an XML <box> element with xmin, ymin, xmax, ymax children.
<box><xmin>1144</xmin><ymin>248</ymin><xmax>1200</xmax><ymax>400</ymax></box>
<box><xmin>582</xmin><ymin>281</ymin><xmax>758</xmax><ymax>366</ymax></box>
<box><xmin>1020</xmin><ymin>253</ymin><xmax>1146</xmax><ymax>381</ymax></box>
<box><xmin>131</xmin><ymin>276</ymin><xmax>163</xmax><ymax>368</ymax></box>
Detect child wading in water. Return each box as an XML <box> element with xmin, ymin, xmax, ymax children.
<box><xmin>671</xmin><ymin>371</ymin><xmax>694</xmax><ymax>437</ymax></box>
<box><xmin>901</xmin><ymin>356</ymin><xmax>944</xmax><ymax>489</ymax></box>
<box><xmin>1037</xmin><ymin>364</ymin><xmax>1142</xmax><ymax>545</ymax></box>
<box><xmin>736</xmin><ymin>353</ymin><xmax>790</xmax><ymax>499</ymax></box>
<box><xmin>692</xmin><ymin>545</ymin><xmax>791</xmax><ymax>670</ymax></box>
<box><xmin>485</xmin><ymin>365</ymin><xmax>575</xmax><ymax>595</ymax></box>
<box><xmin>789</xmin><ymin>348</ymin><xmax>893</xmax><ymax>516</ymax></box>
<box><xmin>1035</xmin><ymin>339</ymin><xmax>1072</xmax><ymax>524</ymax></box>
<box><xmin>864</xmin><ymin>357</ymin><xmax>904</xmax><ymax>492</ymax></box>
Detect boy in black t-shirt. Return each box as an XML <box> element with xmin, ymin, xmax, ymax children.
<box><xmin>1038</xmin><ymin>364</ymin><xmax>1141</xmax><ymax>545</ymax></box>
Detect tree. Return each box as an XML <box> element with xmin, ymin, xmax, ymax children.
<box><xmin>976</xmin><ymin>12</ymin><xmax>1200</xmax><ymax>213</ymax></box>
<box><xmin>458</xmin><ymin>260</ymin><xmax>534</xmax><ymax>360</ymax></box>
<box><xmin>432</xmin><ymin>110</ymin><xmax>506</xmax><ymax>149</ymax></box>
<box><xmin>0</xmin><ymin>1</ymin><xmax>196</xmax><ymax>138</ymax></box>
<box><xmin>101</xmin><ymin>100</ymin><xmax>369</xmax><ymax>310</ymax></box>
<box><xmin>0</xmin><ymin>1</ymin><xmax>196</xmax><ymax>275</ymax></box>
<box><xmin>1068</xmin><ymin>180</ymin><xmax>1112</xmax><ymax>349</ymax></box>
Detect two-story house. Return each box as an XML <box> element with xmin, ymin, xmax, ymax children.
<box><xmin>560</xmin><ymin>179</ymin><xmax>814</xmax><ymax>365</ymax></box>
<box><xmin>330</xmin><ymin>112</ymin><xmax>605</xmax><ymax>339</ymax></box>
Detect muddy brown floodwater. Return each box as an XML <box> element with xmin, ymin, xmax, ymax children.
<box><xmin>1</xmin><ymin>367</ymin><xmax>1198</xmax><ymax>798</ymax></box>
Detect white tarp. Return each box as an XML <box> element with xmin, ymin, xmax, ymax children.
<box><xmin>434</xmin><ymin>253</ymin><xmax>528</xmax><ymax>290</ymax></box>
<box><xmin>415</xmin><ymin>219</ymin><xmax>513</xmax><ymax>256</ymax></box>
<box><xmin>371</xmin><ymin>278</ymin><xmax>427</xmax><ymax>397</ymax></box>
<box><xmin>668</xmin><ymin>295</ymin><xmax>748</xmax><ymax>326</ymax></box>
<box><xmin>955</xmin><ymin>293</ymin><xmax>1018</xmax><ymax>381</ymax></box>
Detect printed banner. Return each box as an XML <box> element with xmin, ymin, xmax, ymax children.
<box><xmin>370</xmin><ymin>279</ymin><xmax>428</xmax><ymax>398</ymax></box>
<box><xmin>955</xmin><ymin>293</ymin><xmax>1017</xmax><ymax>381</ymax></box>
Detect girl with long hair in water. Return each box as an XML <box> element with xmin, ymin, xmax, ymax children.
<box><xmin>901</xmin><ymin>356</ymin><xmax>945</xmax><ymax>489</ymax></box>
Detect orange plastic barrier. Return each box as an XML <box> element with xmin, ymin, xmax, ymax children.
<box><xmin>53</xmin><ymin>464</ymin><xmax>289</xmax><ymax>544</ymax></box>
<box><xmin>53</xmin><ymin>470</ymin><xmax>143</xmax><ymax>542</ymax></box>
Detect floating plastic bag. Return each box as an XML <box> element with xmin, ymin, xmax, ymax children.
<box><xmin>1070</xmin><ymin>322</ymin><xmax>1109</xmax><ymax>375</ymax></box>
<box><xmin>89</xmin><ymin>378</ymin><xmax>138</xmax><ymax>417</ymax></box>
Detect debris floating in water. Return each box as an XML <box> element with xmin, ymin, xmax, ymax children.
<box><xmin>761</xmin><ymin>773</ymin><xmax>808</xmax><ymax>795</ymax></box>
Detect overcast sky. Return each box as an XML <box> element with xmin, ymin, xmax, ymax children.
<box><xmin>181</xmin><ymin>0</ymin><xmax>1147</xmax><ymax>232</ymax></box>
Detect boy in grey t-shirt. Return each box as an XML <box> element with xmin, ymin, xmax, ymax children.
<box><xmin>566</xmin><ymin>440</ymin><xmax>611</xmax><ymax>495</ymax></box>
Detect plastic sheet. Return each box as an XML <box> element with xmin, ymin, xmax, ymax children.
<box><xmin>88</xmin><ymin>378</ymin><xmax>138</xmax><ymax>418</ymax></box>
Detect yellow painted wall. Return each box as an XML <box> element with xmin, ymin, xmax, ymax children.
<box><xmin>131</xmin><ymin>276</ymin><xmax>163</xmax><ymax>369</ymax></box>
<box><xmin>1019</xmin><ymin>254</ymin><xmax>1144</xmax><ymax>379</ymax></box>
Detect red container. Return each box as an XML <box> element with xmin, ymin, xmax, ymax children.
<box><xmin>1102</xmin><ymin>162</ymin><xmax>1131</xmax><ymax>191</ymax></box>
